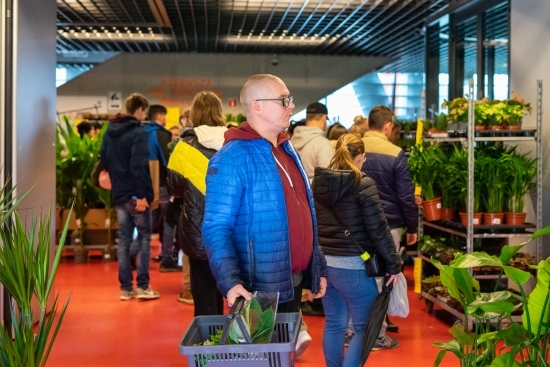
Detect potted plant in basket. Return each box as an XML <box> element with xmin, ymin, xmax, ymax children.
<box><xmin>501</xmin><ymin>151</ymin><xmax>537</xmax><ymax>225</ymax></box>
<box><xmin>432</xmin><ymin>226</ymin><xmax>550</xmax><ymax>367</ymax></box>
<box><xmin>408</xmin><ymin>143</ymin><xmax>442</xmax><ymax>221</ymax></box>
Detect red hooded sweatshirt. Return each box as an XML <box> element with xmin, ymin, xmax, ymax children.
<box><xmin>224</xmin><ymin>122</ymin><xmax>313</xmax><ymax>273</ymax></box>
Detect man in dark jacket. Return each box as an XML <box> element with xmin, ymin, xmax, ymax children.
<box><xmin>99</xmin><ymin>93</ymin><xmax>159</xmax><ymax>301</ymax></box>
<box><xmin>361</xmin><ymin>105</ymin><xmax>418</xmax><ymax>349</ymax></box>
<box><xmin>143</xmin><ymin>105</ymin><xmax>181</xmax><ymax>272</ymax></box>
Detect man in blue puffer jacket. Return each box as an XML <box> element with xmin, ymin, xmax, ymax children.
<box><xmin>202</xmin><ymin>74</ymin><xmax>327</xmax><ymax>355</ymax></box>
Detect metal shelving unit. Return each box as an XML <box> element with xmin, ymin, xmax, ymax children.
<box><xmin>418</xmin><ymin>79</ymin><xmax>543</xmax><ymax>326</ymax></box>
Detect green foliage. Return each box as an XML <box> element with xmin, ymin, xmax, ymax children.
<box><xmin>478</xmin><ymin>151</ymin><xmax>509</xmax><ymax>213</ymax></box>
<box><xmin>0</xmin><ymin>180</ymin><xmax>71</xmax><ymax>367</ymax></box>
<box><xmin>408</xmin><ymin>143</ymin><xmax>442</xmax><ymax>201</ymax></box>
<box><xmin>442</xmin><ymin>97</ymin><xmax>468</xmax><ymax>123</ymax></box>
<box><xmin>56</xmin><ymin>118</ymin><xmax>106</xmax><ymax>248</ymax></box>
<box><xmin>432</xmin><ymin>226</ymin><xmax>550</xmax><ymax>367</ymax></box>
<box><xmin>501</xmin><ymin>151</ymin><xmax>537</xmax><ymax>213</ymax></box>
<box><xmin>228</xmin><ymin>297</ymin><xmax>276</xmax><ymax>344</ymax></box>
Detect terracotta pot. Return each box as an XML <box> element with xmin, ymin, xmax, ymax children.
<box><xmin>441</xmin><ymin>207</ymin><xmax>456</xmax><ymax>221</ymax></box>
<box><xmin>422</xmin><ymin>197</ymin><xmax>442</xmax><ymax>221</ymax></box>
<box><xmin>459</xmin><ymin>212</ymin><xmax>483</xmax><ymax>226</ymax></box>
<box><xmin>505</xmin><ymin>212</ymin><xmax>527</xmax><ymax>225</ymax></box>
<box><xmin>474</xmin><ymin>125</ymin><xmax>486</xmax><ymax>131</ymax></box>
<box><xmin>483</xmin><ymin>213</ymin><xmax>505</xmax><ymax>225</ymax></box>
<box><xmin>487</xmin><ymin>125</ymin><xmax>502</xmax><ymax>131</ymax></box>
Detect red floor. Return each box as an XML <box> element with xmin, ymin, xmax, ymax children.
<box><xmin>46</xmin><ymin>243</ymin><xmax>458</xmax><ymax>367</ymax></box>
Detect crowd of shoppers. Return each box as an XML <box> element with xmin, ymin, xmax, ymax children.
<box><xmin>94</xmin><ymin>74</ymin><xmax>416</xmax><ymax>366</ymax></box>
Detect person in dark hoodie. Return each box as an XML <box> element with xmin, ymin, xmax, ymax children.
<box><xmin>312</xmin><ymin>133</ymin><xmax>401</xmax><ymax>367</ymax></box>
<box><xmin>202</xmin><ymin>74</ymin><xmax>327</xmax><ymax>357</ymax></box>
<box><xmin>99</xmin><ymin>93</ymin><xmax>159</xmax><ymax>301</ymax></box>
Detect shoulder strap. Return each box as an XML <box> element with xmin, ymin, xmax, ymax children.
<box><xmin>327</xmin><ymin>206</ymin><xmax>370</xmax><ymax>260</ymax></box>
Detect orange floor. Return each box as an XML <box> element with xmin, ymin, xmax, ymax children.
<box><xmin>45</xmin><ymin>242</ymin><xmax>458</xmax><ymax>367</ymax></box>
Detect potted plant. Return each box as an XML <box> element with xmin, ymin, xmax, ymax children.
<box><xmin>501</xmin><ymin>151</ymin><xmax>537</xmax><ymax>225</ymax></box>
<box><xmin>446</xmin><ymin>146</ymin><xmax>483</xmax><ymax>226</ymax></box>
<box><xmin>432</xmin><ymin>226</ymin><xmax>550</xmax><ymax>367</ymax></box>
<box><xmin>503</xmin><ymin>92</ymin><xmax>532</xmax><ymax>129</ymax></box>
<box><xmin>474</xmin><ymin>98</ymin><xmax>489</xmax><ymax>130</ymax></box>
<box><xmin>435</xmin><ymin>146</ymin><xmax>460</xmax><ymax>221</ymax></box>
<box><xmin>408</xmin><ymin>143</ymin><xmax>442</xmax><ymax>221</ymax></box>
<box><xmin>478</xmin><ymin>153</ymin><xmax>508</xmax><ymax>225</ymax></box>
<box><xmin>484</xmin><ymin>100</ymin><xmax>506</xmax><ymax>130</ymax></box>
<box><xmin>56</xmin><ymin>117</ymin><xmax>103</xmax><ymax>263</ymax></box>
<box><xmin>442</xmin><ymin>97</ymin><xmax>468</xmax><ymax>125</ymax></box>
<box><xmin>0</xmin><ymin>180</ymin><xmax>71</xmax><ymax>366</ymax></box>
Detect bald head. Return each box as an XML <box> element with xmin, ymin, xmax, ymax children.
<box><xmin>240</xmin><ymin>74</ymin><xmax>285</xmax><ymax>115</ymax></box>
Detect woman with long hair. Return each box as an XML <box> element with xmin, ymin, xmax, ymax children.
<box><xmin>312</xmin><ymin>134</ymin><xmax>401</xmax><ymax>367</ymax></box>
<box><xmin>167</xmin><ymin>91</ymin><xmax>227</xmax><ymax>316</ymax></box>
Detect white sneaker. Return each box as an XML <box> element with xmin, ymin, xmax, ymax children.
<box><xmin>295</xmin><ymin>330</ymin><xmax>312</xmax><ymax>357</ymax></box>
<box><xmin>136</xmin><ymin>285</ymin><xmax>160</xmax><ymax>300</ymax></box>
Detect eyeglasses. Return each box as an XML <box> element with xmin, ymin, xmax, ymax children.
<box><xmin>255</xmin><ymin>96</ymin><xmax>293</xmax><ymax>108</ymax></box>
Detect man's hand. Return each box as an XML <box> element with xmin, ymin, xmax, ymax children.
<box><xmin>308</xmin><ymin>277</ymin><xmax>327</xmax><ymax>300</ymax></box>
<box><xmin>135</xmin><ymin>198</ymin><xmax>149</xmax><ymax>212</ymax></box>
<box><xmin>386</xmin><ymin>273</ymin><xmax>401</xmax><ymax>288</ymax></box>
<box><xmin>226</xmin><ymin>284</ymin><xmax>253</xmax><ymax>307</ymax></box>
<box><xmin>406</xmin><ymin>232</ymin><xmax>417</xmax><ymax>245</ymax></box>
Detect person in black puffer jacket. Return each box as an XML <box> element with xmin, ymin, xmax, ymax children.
<box><xmin>166</xmin><ymin>91</ymin><xmax>228</xmax><ymax>316</ymax></box>
<box><xmin>312</xmin><ymin>133</ymin><xmax>401</xmax><ymax>367</ymax></box>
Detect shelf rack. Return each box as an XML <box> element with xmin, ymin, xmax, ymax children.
<box><xmin>418</xmin><ymin>79</ymin><xmax>543</xmax><ymax>327</ymax></box>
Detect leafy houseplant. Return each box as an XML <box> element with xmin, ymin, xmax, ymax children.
<box><xmin>432</xmin><ymin>226</ymin><xmax>550</xmax><ymax>367</ymax></box>
<box><xmin>501</xmin><ymin>151</ymin><xmax>537</xmax><ymax>225</ymax></box>
<box><xmin>0</xmin><ymin>180</ymin><xmax>71</xmax><ymax>366</ymax></box>
<box><xmin>504</xmin><ymin>92</ymin><xmax>532</xmax><ymax>128</ymax></box>
<box><xmin>442</xmin><ymin>97</ymin><xmax>468</xmax><ymax>124</ymax></box>
<box><xmin>478</xmin><ymin>153</ymin><xmax>508</xmax><ymax>225</ymax></box>
<box><xmin>56</xmin><ymin>117</ymin><xmax>103</xmax><ymax>262</ymax></box>
<box><xmin>408</xmin><ymin>143</ymin><xmax>442</xmax><ymax>221</ymax></box>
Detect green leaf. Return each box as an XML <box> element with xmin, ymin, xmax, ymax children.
<box><xmin>487</xmin><ymin>352</ymin><xmax>521</xmax><ymax>367</ymax></box>
<box><xmin>451</xmin><ymin>252</ymin><xmax>502</xmax><ymax>268</ymax></box>
<box><xmin>502</xmin><ymin>265</ymin><xmax>531</xmax><ymax>285</ymax></box>
<box><xmin>476</xmin><ymin>330</ymin><xmax>498</xmax><ymax>344</ymax></box>
<box><xmin>499</xmin><ymin>244</ymin><xmax>525</xmax><ymax>265</ymax></box>
<box><xmin>251</xmin><ymin>307</ymin><xmax>275</xmax><ymax>344</ymax></box>
<box><xmin>433</xmin><ymin>349</ymin><xmax>447</xmax><ymax>367</ymax></box>
<box><xmin>495</xmin><ymin>323</ymin><xmax>529</xmax><ymax>347</ymax></box>
<box><xmin>523</xmin><ymin>259</ymin><xmax>550</xmax><ymax>335</ymax></box>
<box><xmin>449</xmin><ymin>324</ymin><xmax>474</xmax><ymax>345</ymax></box>
<box><xmin>432</xmin><ymin>339</ymin><xmax>465</xmax><ymax>359</ymax></box>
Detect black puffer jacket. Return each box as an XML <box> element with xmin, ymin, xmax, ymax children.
<box><xmin>312</xmin><ymin>167</ymin><xmax>401</xmax><ymax>275</ymax></box>
<box><xmin>166</xmin><ymin>127</ymin><xmax>226</xmax><ymax>260</ymax></box>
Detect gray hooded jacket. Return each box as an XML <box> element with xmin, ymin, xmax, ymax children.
<box><xmin>290</xmin><ymin>126</ymin><xmax>334</xmax><ymax>182</ymax></box>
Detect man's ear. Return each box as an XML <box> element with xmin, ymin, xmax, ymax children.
<box><xmin>383</xmin><ymin>121</ymin><xmax>393</xmax><ymax>136</ymax></box>
<box><xmin>251</xmin><ymin>100</ymin><xmax>262</xmax><ymax>115</ymax></box>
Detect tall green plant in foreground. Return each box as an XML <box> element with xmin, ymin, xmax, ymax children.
<box><xmin>0</xmin><ymin>181</ymin><xmax>71</xmax><ymax>366</ymax></box>
<box><xmin>432</xmin><ymin>226</ymin><xmax>550</xmax><ymax>367</ymax></box>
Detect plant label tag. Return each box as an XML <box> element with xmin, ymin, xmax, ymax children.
<box><xmin>436</xmin><ymin>203</ymin><xmax>441</xmax><ymax>209</ymax></box>
<box><xmin>493</xmin><ymin>218</ymin><xmax>501</xmax><ymax>224</ymax></box>
<box><xmin>473</xmin><ymin>218</ymin><xmax>479</xmax><ymax>224</ymax></box>
<box><xmin>105</xmin><ymin>218</ymin><xmax>110</xmax><ymax>228</ymax></box>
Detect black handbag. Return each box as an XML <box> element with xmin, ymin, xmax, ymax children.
<box><xmin>328</xmin><ymin>208</ymin><xmax>386</xmax><ymax>277</ymax></box>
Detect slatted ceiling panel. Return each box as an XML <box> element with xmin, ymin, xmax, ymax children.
<box><xmin>56</xmin><ymin>0</ymin><xmax>461</xmax><ymax>62</ymax></box>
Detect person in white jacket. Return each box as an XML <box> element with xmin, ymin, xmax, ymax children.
<box><xmin>290</xmin><ymin>102</ymin><xmax>335</xmax><ymax>183</ymax></box>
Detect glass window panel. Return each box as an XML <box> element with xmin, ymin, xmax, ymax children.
<box><xmin>456</xmin><ymin>16</ymin><xmax>477</xmax><ymax>97</ymax></box>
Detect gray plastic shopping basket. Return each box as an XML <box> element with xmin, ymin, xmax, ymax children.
<box><xmin>179</xmin><ymin>312</ymin><xmax>301</xmax><ymax>367</ymax></box>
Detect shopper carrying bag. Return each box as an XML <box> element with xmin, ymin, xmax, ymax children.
<box><xmin>311</xmin><ymin>133</ymin><xmax>402</xmax><ymax>367</ymax></box>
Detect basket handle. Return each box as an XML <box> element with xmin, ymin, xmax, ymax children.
<box><xmin>219</xmin><ymin>296</ymin><xmax>252</xmax><ymax>345</ymax></box>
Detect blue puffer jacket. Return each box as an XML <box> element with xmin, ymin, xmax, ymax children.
<box><xmin>202</xmin><ymin>130</ymin><xmax>327</xmax><ymax>303</ymax></box>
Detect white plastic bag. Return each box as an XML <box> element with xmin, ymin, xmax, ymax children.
<box><xmin>387</xmin><ymin>273</ymin><xmax>409</xmax><ymax>317</ymax></box>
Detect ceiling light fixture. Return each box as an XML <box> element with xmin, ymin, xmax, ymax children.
<box><xmin>58</xmin><ymin>29</ymin><xmax>172</xmax><ymax>43</ymax></box>
<box><xmin>225</xmin><ymin>34</ymin><xmax>335</xmax><ymax>46</ymax></box>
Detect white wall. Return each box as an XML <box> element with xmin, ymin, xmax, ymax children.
<box><xmin>57</xmin><ymin>53</ymin><xmax>391</xmax><ymax>116</ymax></box>
<box><xmin>510</xmin><ymin>0</ymin><xmax>550</xmax><ymax>258</ymax></box>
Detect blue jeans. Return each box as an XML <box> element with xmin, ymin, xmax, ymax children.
<box><xmin>116</xmin><ymin>199</ymin><xmax>152</xmax><ymax>291</ymax></box>
<box><xmin>322</xmin><ymin>267</ymin><xmax>378</xmax><ymax>367</ymax></box>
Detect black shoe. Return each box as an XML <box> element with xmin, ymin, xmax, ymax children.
<box><xmin>160</xmin><ymin>260</ymin><xmax>183</xmax><ymax>272</ymax></box>
<box><xmin>386</xmin><ymin>315</ymin><xmax>399</xmax><ymax>332</ymax></box>
<box><xmin>152</xmin><ymin>254</ymin><xmax>162</xmax><ymax>262</ymax></box>
<box><xmin>130</xmin><ymin>255</ymin><xmax>137</xmax><ymax>271</ymax></box>
<box><xmin>300</xmin><ymin>301</ymin><xmax>325</xmax><ymax>316</ymax></box>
